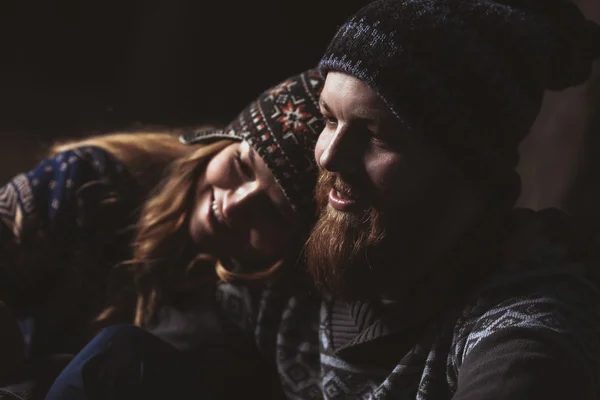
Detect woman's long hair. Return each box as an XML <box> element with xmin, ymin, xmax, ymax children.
<box><xmin>48</xmin><ymin>128</ymin><xmax>225</xmax><ymax>325</ymax></box>
<box><xmin>94</xmin><ymin>137</ymin><xmax>299</xmax><ymax>328</ymax></box>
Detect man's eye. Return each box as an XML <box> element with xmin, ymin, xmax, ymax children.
<box><xmin>324</xmin><ymin>116</ymin><xmax>338</xmax><ymax>128</ymax></box>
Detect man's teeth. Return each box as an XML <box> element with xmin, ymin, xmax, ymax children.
<box><xmin>336</xmin><ymin>189</ymin><xmax>353</xmax><ymax>200</ymax></box>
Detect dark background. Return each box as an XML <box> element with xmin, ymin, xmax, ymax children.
<box><xmin>0</xmin><ymin>0</ymin><xmax>369</xmax><ymax>134</ymax></box>
<box><xmin>1</xmin><ymin>0</ymin><xmax>599</xmax><ymax>217</ymax></box>
<box><xmin>0</xmin><ymin>0</ymin><xmax>369</xmax><ymax>171</ymax></box>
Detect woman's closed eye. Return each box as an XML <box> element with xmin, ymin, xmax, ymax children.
<box><xmin>234</xmin><ymin>150</ymin><xmax>254</xmax><ymax>179</ymax></box>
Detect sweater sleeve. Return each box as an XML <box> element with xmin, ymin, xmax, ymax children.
<box><xmin>452</xmin><ymin>326</ymin><xmax>597</xmax><ymax>400</ymax></box>
<box><xmin>216</xmin><ymin>283</ymin><xmax>262</xmax><ymax>336</ymax></box>
<box><xmin>0</xmin><ymin>146</ymin><xmax>130</xmax><ymax>309</ymax></box>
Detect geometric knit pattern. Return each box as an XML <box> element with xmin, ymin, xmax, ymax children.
<box><xmin>0</xmin><ymin>173</ymin><xmax>35</xmax><ymax>241</ymax></box>
<box><xmin>217</xmin><ymin>243</ymin><xmax>600</xmax><ymax>399</ymax></box>
<box><xmin>0</xmin><ymin>146</ymin><xmax>136</xmax><ymax>360</ymax></box>
<box><xmin>0</xmin><ymin>146</ymin><xmax>128</xmax><ymax>243</ymax></box>
<box><xmin>0</xmin><ymin>385</ymin><xmax>31</xmax><ymax>400</ymax></box>
<box><xmin>180</xmin><ymin>69</ymin><xmax>325</xmax><ymax>219</ymax></box>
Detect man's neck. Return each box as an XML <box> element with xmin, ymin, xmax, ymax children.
<box><xmin>373</xmin><ymin>198</ymin><xmax>506</xmax><ymax>302</ymax></box>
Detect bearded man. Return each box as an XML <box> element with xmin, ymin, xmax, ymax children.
<box><xmin>218</xmin><ymin>0</ymin><xmax>600</xmax><ymax>399</ymax></box>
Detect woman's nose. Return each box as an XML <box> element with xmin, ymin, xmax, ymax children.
<box><xmin>222</xmin><ymin>181</ymin><xmax>265</xmax><ymax>225</ymax></box>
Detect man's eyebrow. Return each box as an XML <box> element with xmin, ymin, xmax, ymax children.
<box><xmin>320</xmin><ymin>97</ymin><xmax>386</xmax><ymax>123</ymax></box>
<box><xmin>354</xmin><ymin>108</ymin><xmax>385</xmax><ymax>123</ymax></box>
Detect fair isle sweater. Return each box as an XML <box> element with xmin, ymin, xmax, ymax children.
<box><xmin>217</xmin><ymin>231</ymin><xmax>600</xmax><ymax>399</ymax></box>
<box><xmin>0</xmin><ymin>146</ymin><xmax>138</xmax><ymax>357</ymax></box>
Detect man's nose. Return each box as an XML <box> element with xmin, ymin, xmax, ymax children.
<box><xmin>315</xmin><ymin>127</ymin><xmax>358</xmax><ymax>175</ymax></box>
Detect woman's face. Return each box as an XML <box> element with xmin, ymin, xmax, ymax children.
<box><xmin>189</xmin><ymin>141</ymin><xmax>298</xmax><ymax>265</ymax></box>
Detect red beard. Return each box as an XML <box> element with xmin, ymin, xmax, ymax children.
<box><xmin>305</xmin><ymin>171</ymin><xmax>387</xmax><ymax>299</ymax></box>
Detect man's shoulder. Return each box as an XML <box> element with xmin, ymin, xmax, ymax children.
<box><xmin>451</xmin><ymin>247</ymin><xmax>600</xmax><ymax>368</ymax></box>
<box><xmin>457</xmin><ymin>279</ymin><xmax>599</xmax><ymax>343</ymax></box>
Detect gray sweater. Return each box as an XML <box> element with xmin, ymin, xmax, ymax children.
<box><xmin>217</xmin><ymin>231</ymin><xmax>600</xmax><ymax>399</ymax></box>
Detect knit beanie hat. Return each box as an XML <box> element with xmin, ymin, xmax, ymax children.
<box><xmin>319</xmin><ymin>0</ymin><xmax>600</xmax><ymax>203</ymax></box>
<box><xmin>180</xmin><ymin>69</ymin><xmax>325</xmax><ymax>219</ymax></box>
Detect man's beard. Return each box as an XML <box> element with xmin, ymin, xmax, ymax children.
<box><xmin>305</xmin><ymin>171</ymin><xmax>387</xmax><ymax>300</ymax></box>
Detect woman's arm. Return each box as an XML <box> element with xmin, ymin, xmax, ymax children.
<box><xmin>0</xmin><ymin>301</ymin><xmax>25</xmax><ymax>382</ymax></box>
<box><xmin>0</xmin><ymin>146</ymin><xmax>132</xmax><ymax>310</ymax></box>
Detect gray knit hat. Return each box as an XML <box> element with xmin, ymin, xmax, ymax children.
<box><xmin>319</xmin><ymin>0</ymin><xmax>600</xmax><ymax>203</ymax></box>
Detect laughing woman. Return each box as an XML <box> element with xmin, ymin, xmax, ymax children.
<box><xmin>0</xmin><ymin>69</ymin><xmax>324</xmax><ymax>400</ymax></box>
<box><xmin>0</xmin><ymin>130</ymin><xmax>208</xmax><ymax>397</ymax></box>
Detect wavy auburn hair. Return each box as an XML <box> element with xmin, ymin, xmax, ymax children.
<box><xmin>93</xmin><ymin>136</ymin><xmax>295</xmax><ymax>328</ymax></box>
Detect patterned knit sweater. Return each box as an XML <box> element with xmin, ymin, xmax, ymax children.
<box><xmin>0</xmin><ymin>146</ymin><xmax>138</xmax><ymax>357</ymax></box>
<box><xmin>217</xmin><ymin>225</ymin><xmax>600</xmax><ymax>399</ymax></box>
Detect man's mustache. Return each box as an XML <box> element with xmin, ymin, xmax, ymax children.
<box><xmin>317</xmin><ymin>171</ymin><xmax>364</xmax><ymax>202</ymax></box>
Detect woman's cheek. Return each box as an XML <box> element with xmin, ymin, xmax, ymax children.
<box><xmin>247</xmin><ymin>226</ymin><xmax>292</xmax><ymax>260</ymax></box>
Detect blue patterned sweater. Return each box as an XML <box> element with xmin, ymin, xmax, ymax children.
<box><xmin>218</xmin><ymin>221</ymin><xmax>600</xmax><ymax>399</ymax></box>
<box><xmin>0</xmin><ymin>146</ymin><xmax>139</xmax><ymax>357</ymax></box>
